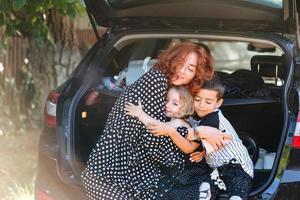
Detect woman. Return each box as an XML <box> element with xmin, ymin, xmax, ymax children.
<box><xmin>81</xmin><ymin>42</ymin><xmax>227</xmax><ymax>200</ymax></box>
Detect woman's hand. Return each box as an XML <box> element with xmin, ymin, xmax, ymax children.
<box><xmin>195</xmin><ymin>126</ymin><xmax>232</xmax><ymax>150</ymax></box>
<box><xmin>189</xmin><ymin>151</ymin><xmax>205</xmax><ymax>162</ymax></box>
<box><xmin>147</xmin><ymin>121</ymin><xmax>175</xmax><ymax>137</ymax></box>
<box><xmin>124</xmin><ymin>100</ymin><xmax>143</xmax><ymax>118</ymax></box>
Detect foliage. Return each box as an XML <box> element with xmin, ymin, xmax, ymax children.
<box><xmin>7</xmin><ymin>182</ymin><xmax>34</xmax><ymax>200</ymax></box>
<box><xmin>0</xmin><ymin>77</ymin><xmax>25</xmax><ymax>135</ymax></box>
<box><xmin>0</xmin><ymin>0</ymin><xmax>85</xmax><ymax>132</ymax></box>
<box><xmin>0</xmin><ymin>0</ymin><xmax>85</xmax><ymax>131</ymax></box>
<box><xmin>0</xmin><ymin>0</ymin><xmax>85</xmax><ymax>47</ymax></box>
<box><xmin>0</xmin><ymin>63</ymin><xmax>40</xmax><ymax>135</ymax></box>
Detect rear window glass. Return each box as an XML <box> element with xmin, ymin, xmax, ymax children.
<box><xmin>107</xmin><ymin>0</ymin><xmax>283</xmax><ymax>9</ymax></box>
<box><xmin>101</xmin><ymin>39</ymin><xmax>284</xmax><ymax>93</ymax></box>
<box><xmin>205</xmin><ymin>41</ymin><xmax>282</xmax><ymax>73</ymax></box>
<box><xmin>243</xmin><ymin>0</ymin><xmax>282</xmax><ymax>8</ymax></box>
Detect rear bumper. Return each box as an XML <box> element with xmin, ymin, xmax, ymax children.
<box><xmin>274</xmin><ymin>181</ymin><xmax>300</xmax><ymax>200</ymax></box>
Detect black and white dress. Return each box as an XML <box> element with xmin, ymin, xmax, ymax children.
<box><xmin>81</xmin><ymin>69</ymin><xmax>186</xmax><ymax>200</ymax></box>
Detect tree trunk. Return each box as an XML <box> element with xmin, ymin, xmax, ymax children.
<box><xmin>27</xmin><ymin>10</ymin><xmax>81</xmax><ymax>113</ymax></box>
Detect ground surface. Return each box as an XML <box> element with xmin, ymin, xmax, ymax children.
<box><xmin>0</xmin><ymin>129</ymin><xmax>40</xmax><ymax>200</ymax></box>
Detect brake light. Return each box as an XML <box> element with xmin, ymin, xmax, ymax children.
<box><xmin>292</xmin><ymin>111</ymin><xmax>300</xmax><ymax>149</ymax></box>
<box><xmin>44</xmin><ymin>91</ymin><xmax>60</xmax><ymax>128</ymax></box>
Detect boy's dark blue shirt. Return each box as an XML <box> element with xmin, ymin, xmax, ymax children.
<box><xmin>197</xmin><ymin>110</ymin><xmax>219</xmax><ymax>129</ymax></box>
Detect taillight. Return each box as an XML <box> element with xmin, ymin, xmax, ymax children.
<box><xmin>292</xmin><ymin>110</ymin><xmax>300</xmax><ymax>149</ymax></box>
<box><xmin>36</xmin><ymin>190</ymin><xmax>54</xmax><ymax>200</ymax></box>
<box><xmin>44</xmin><ymin>91</ymin><xmax>60</xmax><ymax>128</ymax></box>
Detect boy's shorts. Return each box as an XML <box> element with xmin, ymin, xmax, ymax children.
<box><xmin>209</xmin><ymin>159</ymin><xmax>253</xmax><ymax>199</ymax></box>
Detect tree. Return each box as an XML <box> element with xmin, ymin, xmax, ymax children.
<box><xmin>0</xmin><ymin>0</ymin><xmax>85</xmax><ymax>125</ymax></box>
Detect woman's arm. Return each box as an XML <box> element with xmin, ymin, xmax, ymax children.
<box><xmin>189</xmin><ymin>151</ymin><xmax>206</xmax><ymax>162</ymax></box>
<box><xmin>124</xmin><ymin>100</ymin><xmax>158</xmax><ymax>125</ymax></box>
<box><xmin>126</xmin><ymin>70</ymin><xmax>186</xmax><ymax>168</ymax></box>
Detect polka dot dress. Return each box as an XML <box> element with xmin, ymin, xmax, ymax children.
<box><xmin>81</xmin><ymin>70</ymin><xmax>185</xmax><ymax>200</ymax></box>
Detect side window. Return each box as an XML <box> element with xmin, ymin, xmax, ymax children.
<box><xmin>204</xmin><ymin>41</ymin><xmax>284</xmax><ymax>98</ymax></box>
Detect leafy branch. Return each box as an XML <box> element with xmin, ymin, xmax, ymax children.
<box><xmin>0</xmin><ymin>0</ymin><xmax>85</xmax><ymax>47</ymax></box>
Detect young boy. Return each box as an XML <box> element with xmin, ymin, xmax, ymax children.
<box><xmin>191</xmin><ymin>78</ymin><xmax>253</xmax><ymax>200</ymax></box>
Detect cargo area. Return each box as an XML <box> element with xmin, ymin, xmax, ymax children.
<box><xmin>72</xmin><ymin>37</ymin><xmax>286</xmax><ymax>193</ymax></box>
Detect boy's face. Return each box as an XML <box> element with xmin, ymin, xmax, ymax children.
<box><xmin>165</xmin><ymin>88</ymin><xmax>182</xmax><ymax>118</ymax></box>
<box><xmin>194</xmin><ymin>89</ymin><xmax>223</xmax><ymax>118</ymax></box>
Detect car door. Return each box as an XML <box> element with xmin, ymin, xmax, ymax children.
<box><xmin>85</xmin><ymin>0</ymin><xmax>295</xmax><ymax>33</ymax></box>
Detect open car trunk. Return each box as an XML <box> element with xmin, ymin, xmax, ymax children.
<box><xmin>75</xmin><ymin>94</ymin><xmax>283</xmax><ymax>192</ymax></box>
<box><xmin>70</xmin><ymin>33</ymin><xmax>290</xmax><ymax>197</ymax></box>
<box><xmin>85</xmin><ymin>0</ymin><xmax>294</xmax><ymax>33</ymax></box>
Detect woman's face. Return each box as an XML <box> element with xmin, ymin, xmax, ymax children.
<box><xmin>171</xmin><ymin>52</ymin><xmax>198</xmax><ymax>86</ymax></box>
<box><xmin>165</xmin><ymin>88</ymin><xmax>182</xmax><ymax>118</ymax></box>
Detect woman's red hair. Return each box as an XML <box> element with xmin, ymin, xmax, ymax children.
<box><xmin>154</xmin><ymin>42</ymin><xmax>214</xmax><ymax>95</ymax></box>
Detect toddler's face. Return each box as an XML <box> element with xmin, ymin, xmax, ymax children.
<box><xmin>193</xmin><ymin>89</ymin><xmax>222</xmax><ymax>118</ymax></box>
<box><xmin>165</xmin><ymin>88</ymin><xmax>182</xmax><ymax>118</ymax></box>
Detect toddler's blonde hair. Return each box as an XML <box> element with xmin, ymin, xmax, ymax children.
<box><xmin>169</xmin><ymin>86</ymin><xmax>194</xmax><ymax>118</ymax></box>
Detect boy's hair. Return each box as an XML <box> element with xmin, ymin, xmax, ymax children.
<box><xmin>169</xmin><ymin>86</ymin><xmax>194</xmax><ymax>118</ymax></box>
<box><xmin>201</xmin><ymin>77</ymin><xmax>225</xmax><ymax>100</ymax></box>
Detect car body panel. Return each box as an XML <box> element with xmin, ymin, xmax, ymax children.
<box><xmin>84</xmin><ymin>0</ymin><xmax>296</xmax><ymax>33</ymax></box>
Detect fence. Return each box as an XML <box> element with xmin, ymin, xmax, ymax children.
<box><xmin>0</xmin><ymin>37</ymin><xmax>25</xmax><ymax>86</ymax></box>
<box><xmin>0</xmin><ymin>29</ymin><xmax>98</xmax><ymax>87</ymax></box>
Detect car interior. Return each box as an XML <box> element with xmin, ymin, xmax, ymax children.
<box><xmin>74</xmin><ymin>37</ymin><xmax>285</xmax><ymax>193</ymax></box>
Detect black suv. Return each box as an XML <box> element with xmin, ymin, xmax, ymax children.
<box><xmin>35</xmin><ymin>0</ymin><xmax>300</xmax><ymax>199</ymax></box>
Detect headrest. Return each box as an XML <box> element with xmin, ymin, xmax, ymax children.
<box><xmin>250</xmin><ymin>55</ymin><xmax>285</xmax><ymax>79</ymax></box>
<box><xmin>126</xmin><ymin>57</ymin><xmax>157</xmax><ymax>85</ymax></box>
